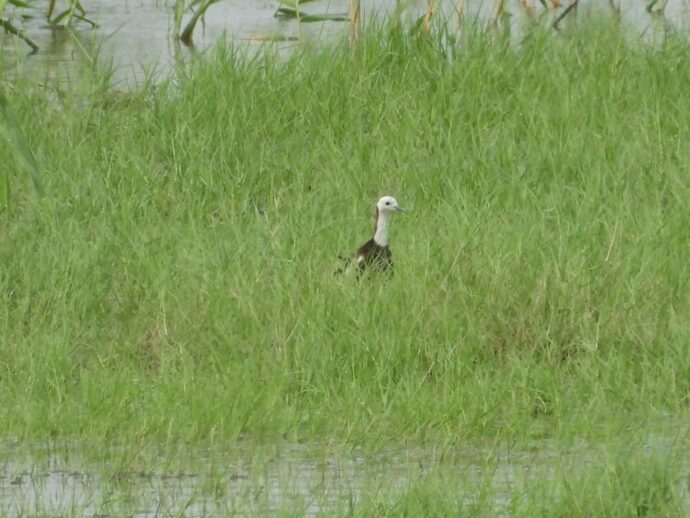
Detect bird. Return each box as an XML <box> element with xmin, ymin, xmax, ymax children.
<box><xmin>338</xmin><ymin>195</ymin><xmax>406</xmax><ymax>276</ymax></box>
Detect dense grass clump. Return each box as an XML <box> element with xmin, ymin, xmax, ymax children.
<box><xmin>1</xmin><ymin>23</ymin><xmax>689</xmax><ymax>450</ymax></box>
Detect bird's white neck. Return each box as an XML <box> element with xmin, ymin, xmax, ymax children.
<box><xmin>373</xmin><ymin>209</ymin><xmax>391</xmax><ymax>246</ymax></box>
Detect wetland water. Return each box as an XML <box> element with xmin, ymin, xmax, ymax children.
<box><xmin>2</xmin><ymin>428</ymin><xmax>689</xmax><ymax>516</ymax></box>
<box><xmin>1</xmin><ymin>1</ymin><xmax>689</xmax><ymax>84</ymax></box>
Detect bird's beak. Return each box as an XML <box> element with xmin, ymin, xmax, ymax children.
<box><xmin>395</xmin><ymin>205</ymin><xmax>407</xmax><ymax>213</ymax></box>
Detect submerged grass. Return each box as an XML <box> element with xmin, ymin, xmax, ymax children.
<box><xmin>1</xmin><ymin>21</ymin><xmax>689</xmax><ymax>459</ymax></box>
<box><xmin>353</xmin><ymin>444</ymin><xmax>689</xmax><ymax>516</ymax></box>
<box><xmin>5</xmin><ymin>432</ymin><xmax>687</xmax><ymax>515</ymax></box>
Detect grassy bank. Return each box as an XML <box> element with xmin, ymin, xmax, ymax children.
<box><xmin>1</xmin><ymin>22</ymin><xmax>689</xmax><ymax>455</ymax></box>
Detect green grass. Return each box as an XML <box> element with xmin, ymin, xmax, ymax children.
<box><xmin>353</xmin><ymin>443</ymin><xmax>688</xmax><ymax>516</ymax></box>
<box><xmin>1</xmin><ymin>16</ymin><xmax>689</xmax><ymax>476</ymax></box>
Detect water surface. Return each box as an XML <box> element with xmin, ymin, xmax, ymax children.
<box><xmin>1</xmin><ymin>1</ymin><xmax>689</xmax><ymax>85</ymax></box>
<box><xmin>2</xmin><ymin>426</ymin><xmax>689</xmax><ymax>516</ymax></box>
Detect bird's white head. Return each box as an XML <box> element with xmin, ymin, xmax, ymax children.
<box><xmin>376</xmin><ymin>196</ymin><xmax>406</xmax><ymax>214</ymax></box>
<box><xmin>373</xmin><ymin>196</ymin><xmax>405</xmax><ymax>246</ymax></box>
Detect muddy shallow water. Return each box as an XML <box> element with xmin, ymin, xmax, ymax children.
<box><xmin>1</xmin><ymin>427</ymin><xmax>689</xmax><ymax>516</ymax></box>
<box><xmin>1</xmin><ymin>1</ymin><xmax>689</xmax><ymax>85</ymax></box>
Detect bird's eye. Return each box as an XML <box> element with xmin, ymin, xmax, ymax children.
<box><xmin>385</xmin><ymin>201</ymin><xmax>391</xmax><ymax>206</ymax></box>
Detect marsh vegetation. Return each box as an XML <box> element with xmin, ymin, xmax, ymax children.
<box><xmin>1</xmin><ymin>2</ymin><xmax>690</xmax><ymax>515</ymax></box>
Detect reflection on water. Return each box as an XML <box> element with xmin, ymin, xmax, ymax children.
<box><xmin>1</xmin><ymin>1</ymin><xmax>689</xmax><ymax>85</ymax></box>
<box><xmin>1</xmin><ymin>429</ymin><xmax>689</xmax><ymax>516</ymax></box>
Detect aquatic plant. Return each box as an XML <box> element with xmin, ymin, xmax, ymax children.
<box><xmin>46</xmin><ymin>0</ymin><xmax>96</xmax><ymax>29</ymax></box>
<box><xmin>647</xmin><ymin>0</ymin><xmax>669</xmax><ymax>13</ymax></box>
<box><xmin>171</xmin><ymin>0</ymin><xmax>349</xmax><ymax>46</ymax></box>
<box><xmin>0</xmin><ymin>0</ymin><xmax>96</xmax><ymax>52</ymax></box>
<box><xmin>175</xmin><ymin>0</ymin><xmax>221</xmax><ymax>46</ymax></box>
<box><xmin>0</xmin><ymin>0</ymin><xmax>38</xmax><ymax>51</ymax></box>
<box><xmin>275</xmin><ymin>0</ymin><xmax>349</xmax><ymax>22</ymax></box>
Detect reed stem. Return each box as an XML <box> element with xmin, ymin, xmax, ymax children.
<box><xmin>349</xmin><ymin>0</ymin><xmax>361</xmax><ymax>43</ymax></box>
<box><xmin>491</xmin><ymin>0</ymin><xmax>507</xmax><ymax>25</ymax></box>
<box><xmin>423</xmin><ymin>0</ymin><xmax>436</xmax><ymax>34</ymax></box>
<box><xmin>455</xmin><ymin>0</ymin><xmax>465</xmax><ymax>31</ymax></box>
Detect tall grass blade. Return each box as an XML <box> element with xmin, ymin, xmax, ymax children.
<box><xmin>0</xmin><ymin>136</ymin><xmax>8</xmax><ymax>213</ymax></box>
<box><xmin>173</xmin><ymin>0</ymin><xmax>185</xmax><ymax>40</ymax></box>
<box><xmin>0</xmin><ymin>87</ymin><xmax>44</xmax><ymax>195</ymax></box>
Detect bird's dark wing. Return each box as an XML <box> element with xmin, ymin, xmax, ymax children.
<box><xmin>356</xmin><ymin>239</ymin><xmax>392</xmax><ymax>272</ymax></box>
